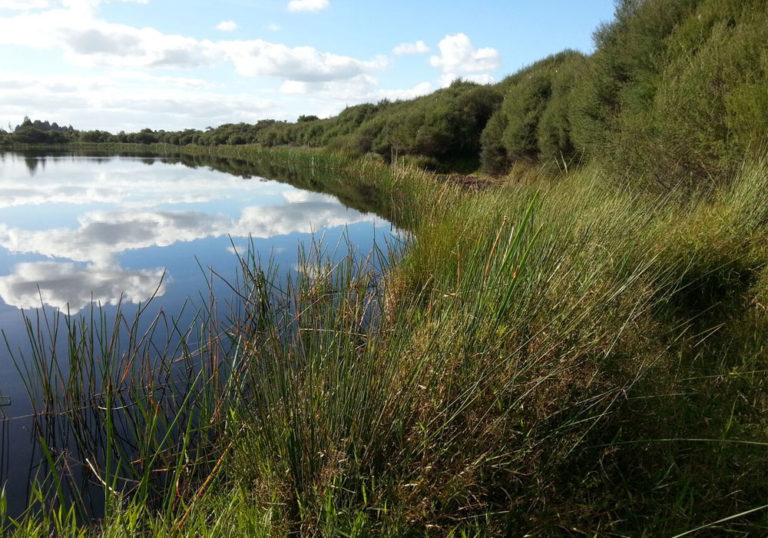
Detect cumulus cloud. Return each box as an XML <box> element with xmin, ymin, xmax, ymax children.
<box><xmin>0</xmin><ymin>10</ymin><xmax>220</xmax><ymax>68</ymax></box>
<box><xmin>0</xmin><ymin>261</ymin><xmax>165</xmax><ymax>313</ymax></box>
<box><xmin>67</xmin><ymin>27</ymin><xmax>142</xmax><ymax>55</ymax></box>
<box><xmin>223</xmin><ymin>40</ymin><xmax>387</xmax><ymax>81</ymax></box>
<box><xmin>0</xmin><ymin>0</ymin><xmax>56</xmax><ymax>9</ymax></box>
<box><xmin>0</xmin><ymin>0</ymin><xmax>436</xmax><ymax>128</ymax></box>
<box><xmin>287</xmin><ymin>0</ymin><xmax>328</xmax><ymax>12</ymax></box>
<box><xmin>216</xmin><ymin>20</ymin><xmax>237</xmax><ymax>32</ymax></box>
<box><xmin>280</xmin><ymin>74</ymin><xmax>377</xmax><ymax>96</ymax></box>
<box><xmin>378</xmin><ymin>81</ymin><xmax>433</xmax><ymax>100</ymax></box>
<box><xmin>429</xmin><ymin>33</ymin><xmax>501</xmax><ymax>86</ymax></box>
<box><xmin>0</xmin><ymin>7</ymin><xmax>384</xmax><ymax>82</ymax></box>
<box><xmin>392</xmin><ymin>40</ymin><xmax>430</xmax><ymax>56</ymax></box>
<box><xmin>274</xmin><ymin>76</ymin><xmax>432</xmax><ymax>121</ymax></box>
<box><xmin>280</xmin><ymin>75</ymin><xmax>431</xmax><ymax>103</ymax></box>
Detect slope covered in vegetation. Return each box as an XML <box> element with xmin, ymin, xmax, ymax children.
<box><xmin>7</xmin><ymin>144</ymin><xmax>768</xmax><ymax>536</ymax></box>
<box><xmin>3</xmin><ymin>0</ymin><xmax>768</xmax><ymax>535</ymax></box>
<box><xmin>5</xmin><ymin>0</ymin><xmax>765</xmax><ymax>184</ymax></box>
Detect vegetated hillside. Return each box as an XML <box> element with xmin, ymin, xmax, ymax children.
<box><xmin>566</xmin><ymin>0</ymin><xmax>768</xmax><ymax>187</ymax></box>
<box><xmin>280</xmin><ymin>0</ymin><xmax>767</xmax><ymax>184</ymax></box>
<box><xmin>303</xmin><ymin>0</ymin><xmax>768</xmax><ymax>185</ymax></box>
<box><xmin>6</xmin><ymin>0</ymin><xmax>765</xmax><ymax>185</ymax></box>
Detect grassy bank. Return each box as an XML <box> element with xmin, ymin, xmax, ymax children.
<box><xmin>2</xmin><ymin>144</ymin><xmax>767</xmax><ymax>535</ymax></box>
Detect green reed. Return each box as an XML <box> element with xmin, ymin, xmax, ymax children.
<box><xmin>3</xmin><ymin>150</ymin><xmax>768</xmax><ymax>535</ymax></box>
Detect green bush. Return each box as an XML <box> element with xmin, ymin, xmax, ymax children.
<box><xmin>568</xmin><ymin>0</ymin><xmax>768</xmax><ymax>189</ymax></box>
<box><xmin>480</xmin><ymin>51</ymin><xmax>584</xmax><ymax>175</ymax></box>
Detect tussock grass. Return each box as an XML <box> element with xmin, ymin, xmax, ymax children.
<box><xmin>3</xmin><ymin>149</ymin><xmax>768</xmax><ymax>535</ymax></box>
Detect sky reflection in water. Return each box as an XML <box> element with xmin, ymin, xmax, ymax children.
<box><xmin>0</xmin><ymin>152</ymin><xmax>399</xmax><ymax>517</ymax></box>
<box><xmin>0</xmin><ymin>153</ymin><xmax>392</xmax><ymax>314</ymax></box>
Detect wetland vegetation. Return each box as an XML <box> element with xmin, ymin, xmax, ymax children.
<box><xmin>2</xmin><ymin>0</ymin><xmax>768</xmax><ymax>534</ymax></box>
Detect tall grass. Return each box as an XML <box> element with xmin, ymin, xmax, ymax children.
<box><xmin>3</xmin><ymin>292</ymin><xmax>234</xmax><ymax>524</ymax></box>
<box><xmin>3</xmin><ymin>149</ymin><xmax>768</xmax><ymax>535</ymax></box>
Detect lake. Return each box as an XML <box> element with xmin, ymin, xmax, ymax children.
<box><xmin>0</xmin><ymin>151</ymin><xmax>399</xmax><ymax>517</ymax></box>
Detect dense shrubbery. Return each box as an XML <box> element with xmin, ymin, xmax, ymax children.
<box><xmin>479</xmin><ymin>51</ymin><xmax>587</xmax><ymax>174</ymax></box>
<box><xmin>567</xmin><ymin>0</ymin><xmax>768</xmax><ymax>187</ymax></box>
<box><xmin>246</xmin><ymin>81</ymin><xmax>503</xmax><ymax>170</ymax></box>
<box><xmin>478</xmin><ymin>0</ymin><xmax>768</xmax><ymax>184</ymax></box>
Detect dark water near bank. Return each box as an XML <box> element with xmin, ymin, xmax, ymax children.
<box><xmin>0</xmin><ymin>151</ymin><xmax>398</xmax><ymax>518</ymax></box>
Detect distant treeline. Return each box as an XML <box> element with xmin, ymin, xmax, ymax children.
<box><xmin>3</xmin><ymin>0</ymin><xmax>766</xmax><ymax>185</ymax></box>
<box><xmin>1</xmin><ymin>117</ymin><xmax>77</xmax><ymax>144</ymax></box>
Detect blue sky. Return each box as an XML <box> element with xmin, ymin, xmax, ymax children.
<box><xmin>0</xmin><ymin>0</ymin><xmax>616</xmax><ymax>132</ymax></box>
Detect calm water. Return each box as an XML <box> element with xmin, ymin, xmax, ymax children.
<box><xmin>0</xmin><ymin>152</ymin><xmax>397</xmax><ymax>517</ymax></box>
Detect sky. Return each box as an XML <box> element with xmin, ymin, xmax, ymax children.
<box><xmin>0</xmin><ymin>0</ymin><xmax>617</xmax><ymax>133</ymax></box>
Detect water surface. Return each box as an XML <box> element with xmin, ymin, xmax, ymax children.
<box><xmin>0</xmin><ymin>151</ymin><xmax>397</xmax><ymax>516</ymax></box>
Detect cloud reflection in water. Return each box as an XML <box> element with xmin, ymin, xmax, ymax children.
<box><xmin>0</xmin><ymin>261</ymin><xmax>165</xmax><ymax>313</ymax></box>
<box><xmin>0</xmin><ymin>197</ymin><xmax>375</xmax><ymax>265</ymax></box>
<box><xmin>0</xmin><ymin>156</ymin><xmax>381</xmax><ymax>312</ymax></box>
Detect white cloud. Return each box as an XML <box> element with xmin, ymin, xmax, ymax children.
<box><xmin>266</xmin><ymin>23</ymin><xmax>281</xmax><ymax>31</ymax></box>
<box><xmin>277</xmin><ymin>77</ymin><xmax>433</xmax><ymax>121</ymax></box>
<box><xmin>109</xmin><ymin>70</ymin><xmax>211</xmax><ymax>88</ymax></box>
<box><xmin>223</xmin><ymin>40</ymin><xmax>388</xmax><ymax>82</ymax></box>
<box><xmin>0</xmin><ymin>10</ymin><xmax>220</xmax><ymax>68</ymax></box>
<box><xmin>216</xmin><ymin>20</ymin><xmax>237</xmax><ymax>32</ymax></box>
<box><xmin>280</xmin><ymin>74</ymin><xmax>377</xmax><ymax>97</ymax></box>
<box><xmin>0</xmin><ymin>261</ymin><xmax>165</xmax><ymax>313</ymax></box>
<box><xmin>280</xmin><ymin>75</ymin><xmax>430</xmax><ymax>100</ymax></box>
<box><xmin>287</xmin><ymin>0</ymin><xmax>328</xmax><ymax>12</ymax></box>
<box><xmin>463</xmin><ymin>73</ymin><xmax>496</xmax><ymax>84</ymax></box>
<box><xmin>0</xmin><ymin>70</ymin><xmax>273</xmax><ymax>131</ymax></box>
<box><xmin>0</xmin><ymin>0</ymin><xmax>56</xmax><ymax>9</ymax></box>
<box><xmin>0</xmin><ymin>67</ymin><xmax>432</xmax><ymax>131</ymax></box>
<box><xmin>0</xmin><ymin>8</ymin><xmax>385</xmax><ymax>82</ymax></box>
<box><xmin>280</xmin><ymin>80</ymin><xmax>308</xmax><ymax>94</ymax></box>
<box><xmin>377</xmin><ymin>81</ymin><xmax>433</xmax><ymax>100</ymax></box>
<box><xmin>393</xmin><ymin>40</ymin><xmax>429</xmax><ymax>56</ymax></box>
<box><xmin>429</xmin><ymin>33</ymin><xmax>501</xmax><ymax>84</ymax></box>
<box><xmin>0</xmin><ymin>1</ymin><xmax>438</xmax><ymax>128</ymax></box>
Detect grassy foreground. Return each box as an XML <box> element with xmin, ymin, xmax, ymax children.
<box><xmin>3</xmin><ymin>145</ymin><xmax>768</xmax><ymax>535</ymax></box>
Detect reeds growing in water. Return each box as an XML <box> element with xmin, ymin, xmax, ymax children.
<box><xmin>2</xmin><ymin>151</ymin><xmax>768</xmax><ymax>535</ymax></box>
